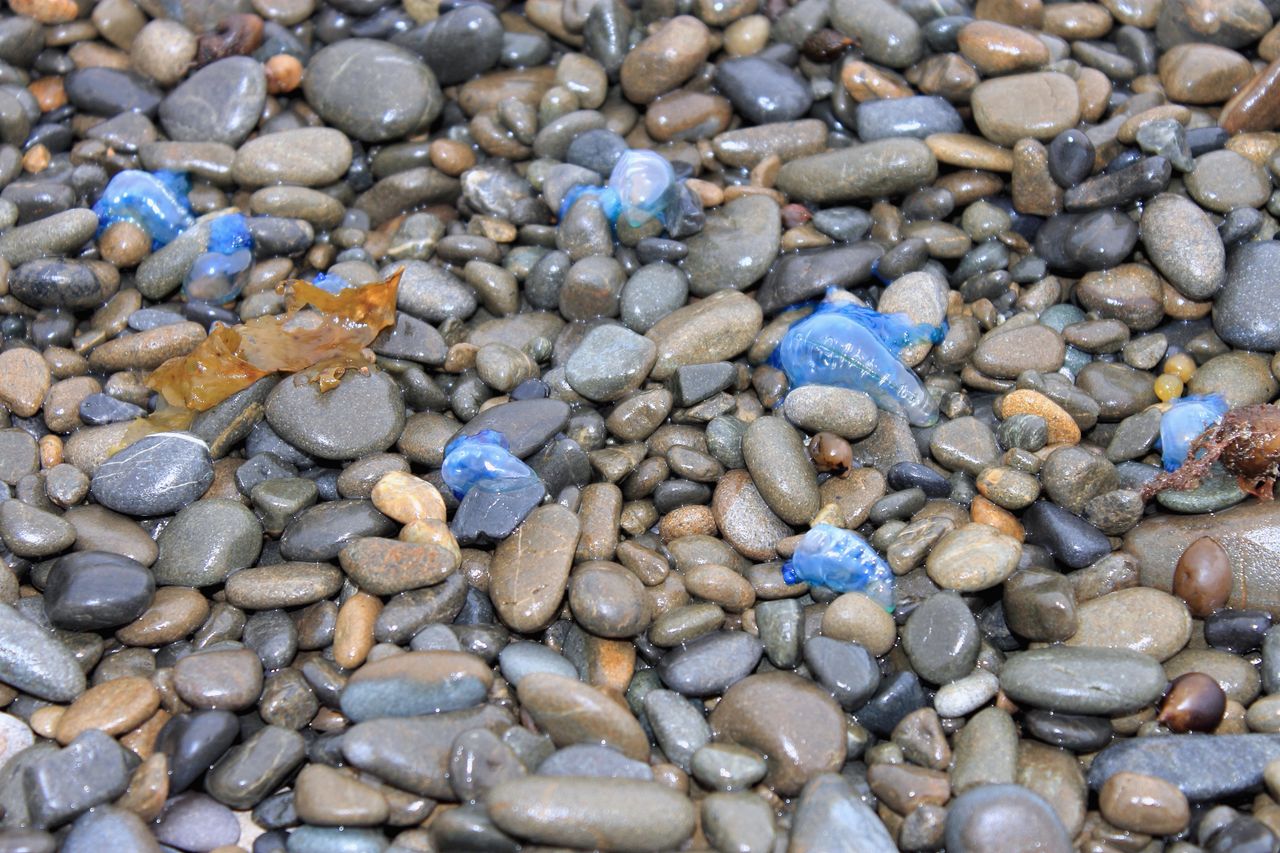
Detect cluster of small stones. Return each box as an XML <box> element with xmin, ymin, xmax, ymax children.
<box><xmin>4</xmin><ymin>0</ymin><xmax>1280</xmax><ymax>850</ymax></box>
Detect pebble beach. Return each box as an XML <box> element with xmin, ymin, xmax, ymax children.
<box><xmin>2</xmin><ymin>0</ymin><xmax>1280</xmax><ymax>850</ymax></box>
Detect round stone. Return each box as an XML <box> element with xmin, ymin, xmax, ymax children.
<box><xmin>265</xmin><ymin>370</ymin><xmax>405</xmax><ymax>461</ymax></box>
<box><xmin>303</xmin><ymin>39</ymin><xmax>443</xmax><ymax>142</ymax></box>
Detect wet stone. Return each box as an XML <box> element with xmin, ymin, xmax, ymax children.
<box><xmin>89</xmin><ymin>433</ymin><xmax>214</xmax><ymax>517</ymax></box>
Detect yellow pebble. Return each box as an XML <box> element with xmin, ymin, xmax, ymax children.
<box><xmin>1155</xmin><ymin>374</ymin><xmax>1184</xmax><ymax>401</ymax></box>
<box><xmin>1163</xmin><ymin>352</ymin><xmax>1195</xmax><ymax>382</ymax></box>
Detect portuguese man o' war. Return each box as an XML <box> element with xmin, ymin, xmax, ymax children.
<box><xmin>92</xmin><ymin>169</ymin><xmax>195</xmax><ymax>249</ymax></box>
<box><xmin>771</xmin><ymin>291</ymin><xmax>945</xmax><ymax>427</ymax></box>
<box><xmin>560</xmin><ymin>149</ymin><xmax>678</xmax><ymax>229</ymax></box>
<box><xmin>441</xmin><ymin>429</ymin><xmax>542</xmax><ymax>500</ymax></box>
<box><xmin>782</xmin><ymin>524</ymin><xmax>895</xmax><ymax>611</ymax></box>
<box><xmin>183</xmin><ymin>213</ymin><xmax>254</xmax><ymax>304</ymax></box>
<box><xmin>1158</xmin><ymin>394</ymin><xmax>1230</xmax><ymax>472</ymax></box>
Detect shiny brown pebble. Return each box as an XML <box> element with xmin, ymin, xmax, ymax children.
<box><xmin>1172</xmin><ymin>536</ymin><xmax>1232</xmax><ymax>617</ymax></box>
<box><xmin>1158</xmin><ymin>671</ymin><xmax>1227</xmax><ymax>733</ymax></box>
<box><xmin>808</xmin><ymin>431</ymin><xmax>853</xmax><ymax>475</ymax></box>
<box><xmin>1099</xmin><ymin>771</ymin><xmax>1190</xmax><ymax>836</ymax></box>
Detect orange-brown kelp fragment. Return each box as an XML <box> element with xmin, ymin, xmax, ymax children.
<box><xmin>1142</xmin><ymin>403</ymin><xmax>1280</xmax><ymax>502</ymax></box>
<box><xmin>147</xmin><ymin>268</ymin><xmax>403</xmax><ymax>412</ymax></box>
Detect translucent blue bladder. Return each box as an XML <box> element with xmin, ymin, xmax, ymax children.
<box><xmin>772</xmin><ymin>292</ymin><xmax>944</xmax><ymax>427</ymax></box>
<box><xmin>311</xmin><ymin>271</ymin><xmax>354</xmax><ymax>294</ymax></box>
<box><xmin>92</xmin><ymin>169</ymin><xmax>194</xmax><ymax>249</ymax></box>
<box><xmin>441</xmin><ymin>429</ymin><xmax>541</xmax><ymax>500</ymax></box>
<box><xmin>1158</xmin><ymin>394</ymin><xmax>1229</xmax><ymax>472</ymax></box>
<box><xmin>183</xmin><ymin>213</ymin><xmax>254</xmax><ymax>304</ymax></box>
<box><xmin>781</xmin><ymin>524</ymin><xmax>895</xmax><ymax>610</ymax></box>
<box><xmin>559</xmin><ymin>149</ymin><xmax>677</xmax><ymax>229</ymax></box>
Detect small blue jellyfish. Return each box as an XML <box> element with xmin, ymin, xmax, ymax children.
<box><xmin>782</xmin><ymin>524</ymin><xmax>895</xmax><ymax>611</ymax></box>
<box><xmin>310</xmin><ymin>271</ymin><xmax>354</xmax><ymax>294</ymax></box>
<box><xmin>771</xmin><ymin>291</ymin><xmax>945</xmax><ymax>427</ymax></box>
<box><xmin>1158</xmin><ymin>394</ymin><xmax>1229</xmax><ymax>472</ymax></box>
<box><xmin>560</xmin><ymin>149</ymin><xmax>678</xmax><ymax>230</ymax></box>
<box><xmin>441</xmin><ymin>429</ymin><xmax>541</xmax><ymax>500</ymax></box>
<box><xmin>92</xmin><ymin>170</ymin><xmax>195</xmax><ymax>249</ymax></box>
<box><xmin>183</xmin><ymin>213</ymin><xmax>254</xmax><ymax>304</ymax></box>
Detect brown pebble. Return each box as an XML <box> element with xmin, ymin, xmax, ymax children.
<box><xmin>808</xmin><ymin>431</ymin><xmax>853</xmax><ymax>476</ymax></box>
<box><xmin>1221</xmin><ymin>58</ymin><xmax>1280</xmax><ymax>135</ymax></box>
<box><xmin>28</xmin><ymin>76</ymin><xmax>65</xmax><ymax>112</ymax></box>
<box><xmin>99</xmin><ymin>215</ymin><xmax>163</xmax><ymax>265</ymax></box>
<box><xmin>21</xmin><ymin>144</ymin><xmax>49</xmax><ymax>174</ymax></box>
<box><xmin>55</xmin><ymin>676</ymin><xmax>160</xmax><ymax>744</ymax></box>
<box><xmin>1158</xmin><ymin>671</ymin><xmax>1227</xmax><ymax>733</ymax></box>
<box><xmin>9</xmin><ymin>0</ymin><xmax>78</xmax><ymax>23</ymax></box>
<box><xmin>1172</xmin><ymin>536</ymin><xmax>1232</xmax><ymax>617</ymax></box>
<box><xmin>333</xmin><ymin>592</ymin><xmax>381</xmax><ymax>669</ymax></box>
<box><xmin>429</xmin><ymin>139</ymin><xmax>477</xmax><ymax>177</ymax></box>
<box><xmin>116</xmin><ymin>753</ymin><xmax>169</xmax><ymax>822</ymax></box>
<box><xmin>1099</xmin><ymin>771</ymin><xmax>1190</xmax><ymax>835</ymax></box>
<box><xmin>264</xmin><ymin>53</ymin><xmax>303</xmax><ymax>94</ymax></box>
<box><xmin>38</xmin><ymin>434</ymin><xmax>62</xmax><ymax>469</ymax></box>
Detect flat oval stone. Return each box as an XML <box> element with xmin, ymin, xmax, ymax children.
<box><xmin>1087</xmin><ymin>733</ymin><xmax>1280</xmax><ymax>801</ymax></box>
<box><xmin>646</xmin><ymin>290</ymin><xmax>763</xmax><ymax>380</ymax></box>
<box><xmin>303</xmin><ymin>39</ymin><xmax>443</xmax><ymax>142</ymax></box>
<box><xmin>159</xmin><ymin>56</ymin><xmax>265</xmax><ymax>147</ymax></box>
<box><xmin>232</xmin><ymin>128</ymin><xmax>353</xmax><ymax>188</ymax></box>
<box><xmin>55</xmin><ymin>676</ymin><xmax>159</xmax><ymax>745</ymax></box>
<box><xmin>487</xmin><ymin>777</ymin><xmax>695</xmax><ymax>851</ymax></box>
<box><xmin>657</xmin><ymin>630</ymin><xmax>764</xmax><ymax>697</ymax></box>
<box><xmin>971</xmin><ymin>72</ymin><xmax>1082</xmax><ymax>147</ymax></box>
<box><xmin>43</xmin><ymin>551</ymin><xmax>153</xmax><ymax>631</ymax></box>
<box><xmin>173</xmin><ymin>647</ymin><xmax>264</xmax><ymax>712</ymax></box>
<box><xmin>151</xmin><ymin>498</ymin><xmax>262</xmax><ymax>587</ymax></box>
<box><xmin>223</xmin><ymin>562</ymin><xmax>344</xmax><ymax>610</ymax></box>
<box><xmin>680</xmin><ymin>195</ymin><xmax>781</xmax><ymax>296</ymax></box>
<box><xmin>926</xmin><ymin>523</ymin><xmax>1022</xmax><ymax>592</ymax></box>
<box><xmin>1000</xmin><ymin>646</ymin><xmax>1167</xmax><ymax>715</ymax></box>
<box><xmin>1140</xmin><ymin>193</ymin><xmax>1226</xmax><ymax>301</ymax></box>
<box><xmin>1064</xmin><ymin>587</ymin><xmax>1191</xmax><ymax>660</ymax></box>
<box><xmin>776</xmin><ymin>139</ymin><xmax>938</xmax><ymax>204</ymax></box>
<box><xmin>265</xmin><ymin>370</ymin><xmax>405</xmax><ymax>461</ymax></box>
<box><xmin>489</xmin><ymin>504</ymin><xmax>580</xmax><ymax>632</ymax></box>
<box><xmin>516</xmin><ymin>672</ymin><xmax>649</xmax><ymax>761</ymax></box>
<box><xmin>339</xmin><ymin>536</ymin><xmax>458</xmax><ymax>595</ymax></box>
<box><xmin>89</xmin><ymin>432</ymin><xmax>214</xmax><ymax>517</ymax></box>
<box><xmin>946</xmin><ymin>784</ymin><xmax>1072</xmax><ymax>853</ymax></box>
<box><xmin>709</xmin><ymin>671</ymin><xmax>846</xmax><ymax>796</ymax></box>
<box><xmin>340</xmin><ymin>650</ymin><xmax>494</xmax><ymax>721</ymax></box>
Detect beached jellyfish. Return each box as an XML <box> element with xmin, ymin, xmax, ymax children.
<box><xmin>771</xmin><ymin>291</ymin><xmax>945</xmax><ymax>427</ymax></box>
<box><xmin>441</xmin><ymin>429</ymin><xmax>541</xmax><ymax>500</ymax></box>
<box><xmin>1158</xmin><ymin>394</ymin><xmax>1229</xmax><ymax>472</ymax></box>
<box><xmin>781</xmin><ymin>524</ymin><xmax>895</xmax><ymax>610</ymax></box>
<box><xmin>183</xmin><ymin>213</ymin><xmax>254</xmax><ymax>303</ymax></box>
<box><xmin>560</xmin><ymin>149</ymin><xmax>678</xmax><ymax>230</ymax></box>
<box><xmin>310</xmin><ymin>271</ymin><xmax>354</xmax><ymax>294</ymax></box>
<box><xmin>92</xmin><ymin>170</ymin><xmax>194</xmax><ymax>248</ymax></box>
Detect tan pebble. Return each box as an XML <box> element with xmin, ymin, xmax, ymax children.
<box><xmin>21</xmin><ymin>144</ymin><xmax>49</xmax><ymax>174</ymax></box>
<box><xmin>975</xmin><ymin>0</ymin><xmax>1044</xmax><ymax>28</ymax></box>
<box><xmin>29</xmin><ymin>705</ymin><xmax>64</xmax><ymax>739</ymax></box>
<box><xmin>957</xmin><ymin>20</ymin><xmax>1050</xmax><ymax>74</ymax></box>
<box><xmin>970</xmin><ymin>495</ymin><xmax>1025</xmax><ymax>540</ymax></box>
<box><xmin>1076</xmin><ymin>67</ymin><xmax>1112</xmax><ymax>123</ymax></box>
<box><xmin>780</xmin><ymin>224</ymin><xmax>833</xmax><ymax>251</ymax></box>
<box><xmin>1042</xmin><ymin>2</ymin><xmax>1113</xmax><ymax>39</ymax></box>
<box><xmin>1159</xmin><ymin>43</ymin><xmax>1254</xmax><ymax>104</ymax></box>
<box><xmin>1117</xmin><ymin>105</ymin><xmax>1191</xmax><ymax>144</ymax></box>
<box><xmin>659</xmin><ymin>505</ymin><xmax>717</xmax><ymax>541</ymax></box>
<box><xmin>98</xmin><ymin>220</ymin><xmax>152</xmax><ymax>268</ymax></box>
<box><xmin>723</xmin><ymin>15</ymin><xmax>769</xmax><ymax>56</ymax></box>
<box><xmin>264</xmin><ymin>53</ymin><xmax>302</xmax><ymax>93</ymax></box>
<box><xmin>28</xmin><ymin>76</ymin><xmax>65</xmax><ymax>112</ymax></box>
<box><xmin>1226</xmin><ymin>131</ymin><xmax>1280</xmax><ymax>165</ymax></box>
<box><xmin>9</xmin><ymin>0</ymin><xmax>79</xmax><ymax>23</ymax></box>
<box><xmin>686</xmin><ymin>178</ymin><xmax>723</xmax><ymax>208</ymax></box>
<box><xmin>926</xmin><ymin>133</ymin><xmax>1014</xmax><ymax>172</ymax></box>
<box><xmin>116</xmin><ymin>586</ymin><xmax>211</xmax><ymax>646</ymax></box>
<box><xmin>38</xmin><ymin>434</ymin><xmax>62</xmax><ymax>469</ymax></box>
<box><xmin>116</xmin><ymin>753</ymin><xmax>169</xmax><ymax>822</ymax></box>
<box><xmin>371</xmin><ymin>470</ymin><xmax>446</xmax><ymax>524</ymax></box>
<box><xmin>0</xmin><ymin>348</ymin><xmax>51</xmax><ymax>417</ymax></box>
<box><xmin>399</xmin><ymin>518</ymin><xmax>461</xmax><ymax>564</ymax></box>
<box><xmin>333</xmin><ymin>592</ymin><xmax>382</xmax><ymax>670</ymax></box>
<box><xmin>429</xmin><ymin>139</ymin><xmax>477</xmax><ymax>177</ymax></box>
<box><xmin>444</xmin><ymin>342</ymin><xmax>478</xmax><ymax>372</ymax></box>
<box><xmin>841</xmin><ymin>60</ymin><xmax>913</xmax><ymax>101</ymax></box>
<box><xmin>56</xmin><ymin>675</ymin><xmax>160</xmax><ymax>744</ymax></box>
<box><xmin>120</xmin><ymin>708</ymin><xmax>171</xmax><ymax>759</ymax></box>
<box><xmin>1099</xmin><ymin>771</ymin><xmax>1189</xmax><ymax>835</ymax></box>
<box><xmin>822</xmin><ymin>592</ymin><xmax>897</xmax><ymax>655</ymax></box>
<box><xmin>999</xmin><ymin>389</ymin><xmax>1081</xmax><ymax>444</ymax></box>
